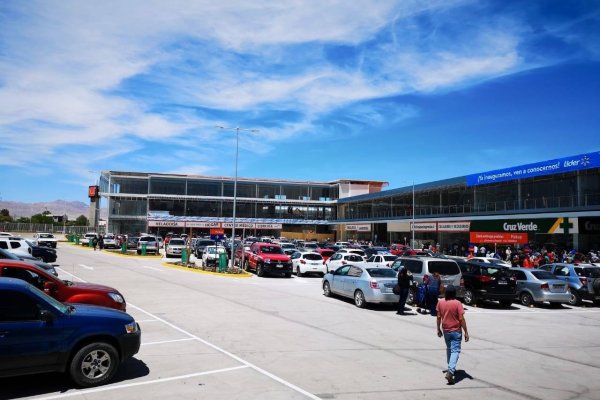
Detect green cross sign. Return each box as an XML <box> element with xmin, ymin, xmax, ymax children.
<box><xmin>559</xmin><ymin>218</ymin><xmax>573</xmax><ymax>235</ymax></box>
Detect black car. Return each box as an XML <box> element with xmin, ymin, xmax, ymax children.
<box><xmin>456</xmin><ymin>260</ymin><xmax>517</xmax><ymax>307</ymax></box>
<box><xmin>0</xmin><ymin>277</ymin><xmax>141</xmax><ymax>387</ymax></box>
<box><xmin>26</xmin><ymin>240</ymin><xmax>57</xmax><ymax>263</ymax></box>
<box><xmin>0</xmin><ymin>248</ymin><xmax>57</xmax><ymax>276</ymax></box>
<box><xmin>194</xmin><ymin>239</ymin><xmax>216</xmax><ymax>258</ymax></box>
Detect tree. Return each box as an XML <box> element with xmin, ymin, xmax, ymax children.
<box><xmin>75</xmin><ymin>215</ymin><xmax>89</xmax><ymax>226</ymax></box>
<box><xmin>0</xmin><ymin>209</ymin><xmax>12</xmax><ymax>223</ymax></box>
<box><xmin>31</xmin><ymin>213</ymin><xmax>53</xmax><ymax>224</ymax></box>
<box><xmin>16</xmin><ymin>217</ymin><xmax>30</xmax><ymax>223</ymax></box>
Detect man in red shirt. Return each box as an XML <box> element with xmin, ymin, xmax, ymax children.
<box><xmin>436</xmin><ymin>285</ymin><xmax>469</xmax><ymax>384</ymax></box>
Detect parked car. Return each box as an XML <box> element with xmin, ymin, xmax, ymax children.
<box><xmin>325</xmin><ymin>253</ymin><xmax>365</xmax><ymax>273</ymax></box>
<box><xmin>364</xmin><ymin>247</ymin><xmax>391</xmax><ymax>258</ymax></box>
<box><xmin>102</xmin><ymin>233</ymin><xmax>118</xmax><ymax>249</ymax></box>
<box><xmin>80</xmin><ymin>232</ymin><xmax>98</xmax><ymax>246</ymax></box>
<box><xmin>202</xmin><ymin>245</ymin><xmax>228</xmax><ymax>268</ymax></box>
<box><xmin>511</xmin><ymin>267</ymin><xmax>571</xmax><ymax>307</ymax></box>
<box><xmin>301</xmin><ymin>242</ymin><xmax>319</xmax><ymax>251</ymax></box>
<box><xmin>390</xmin><ymin>244</ymin><xmax>408</xmax><ymax>256</ymax></box>
<box><xmin>0</xmin><ymin>237</ymin><xmax>57</xmax><ymax>263</ymax></box>
<box><xmin>456</xmin><ymin>260</ymin><xmax>516</xmax><ymax>307</ymax></box>
<box><xmin>245</xmin><ymin>242</ymin><xmax>292</xmax><ymax>278</ymax></box>
<box><xmin>0</xmin><ymin>248</ymin><xmax>57</xmax><ymax>276</ymax></box>
<box><xmin>165</xmin><ymin>238</ymin><xmax>187</xmax><ymax>258</ymax></box>
<box><xmin>137</xmin><ymin>235</ymin><xmax>159</xmax><ymax>255</ymax></box>
<box><xmin>390</xmin><ymin>257</ymin><xmax>465</xmax><ymax>304</ymax></box>
<box><xmin>366</xmin><ymin>254</ymin><xmax>398</xmax><ymax>268</ymax></box>
<box><xmin>0</xmin><ymin>260</ymin><xmax>127</xmax><ymax>311</ymax></box>
<box><xmin>33</xmin><ymin>232</ymin><xmax>58</xmax><ymax>248</ymax></box>
<box><xmin>290</xmin><ymin>251</ymin><xmax>326</xmax><ymax>277</ymax></box>
<box><xmin>467</xmin><ymin>257</ymin><xmax>511</xmax><ymax>267</ymax></box>
<box><xmin>317</xmin><ymin>248</ymin><xmax>335</xmax><ymax>262</ymax></box>
<box><xmin>322</xmin><ymin>263</ymin><xmax>399</xmax><ymax>308</ymax></box>
<box><xmin>0</xmin><ymin>277</ymin><xmax>140</xmax><ymax>387</ymax></box>
<box><xmin>336</xmin><ymin>248</ymin><xmax>367</xmax><ymax>260</ymax></box>
<box><xmin>194</xmin><ymin>239</ymin><xmax>216</xmax><ymax>258</ymax></box>
<box><xmin>127</xmin><ymin>236</ymin><xmax>140</xmax><ymax>249</ymax></box>
<box><xmin>538</xmin><ymin>263</ymin><xmax>600</xmax><ymax>306</ymax></box>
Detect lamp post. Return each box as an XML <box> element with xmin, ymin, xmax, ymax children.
<box><xmin>216</xmin><ymin>126</ymin><xmax>259</xmax><ymax>267</ymax></box>
<box><xmin>412</xmin><ymin>180</ymin><xmax>415</xmax><ymax>248</ymax></box>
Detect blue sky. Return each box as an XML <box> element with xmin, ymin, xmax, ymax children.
<box><xmin>1</xmin><ymin>0</ymin><xmax>599</xmax><ymax>203</ymax></box>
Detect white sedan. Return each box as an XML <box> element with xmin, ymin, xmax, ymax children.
<box><xmin>290</xmin><ymin>251</ymin><xmax>326</xmax><ymax>277</ymax></box>
<box><xmin>325</xmin><ymin>253</ymin><xmax>365</xmax><ymax>273</ymax></box>
<box><xmin>366</xmin><ymin>254</ymin><xmax>398</xmax><ymax>268</ymax></box>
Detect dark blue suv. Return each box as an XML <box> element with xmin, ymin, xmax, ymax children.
<box><xmin>0</xmin><ymin>277</ymin><xmax>141</xmax><ymax>387</ymax></box>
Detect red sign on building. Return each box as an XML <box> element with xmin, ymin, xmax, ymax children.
<box><xmin>470</xmin><ymin>232</ymin><xmax>528</xmax><ymax>244</ymax></box>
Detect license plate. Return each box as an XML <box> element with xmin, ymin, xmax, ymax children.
<box><xmin>498</xmin><ymin>281</ymin><xmax>507</xmax><ymax>285</ymax></box>
<box><xmin>276</xmin><ymin>264</ymin><xmax>283</xmax><ymax>268</ymax></box>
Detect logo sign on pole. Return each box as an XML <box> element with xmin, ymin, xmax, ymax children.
<box><xmin>210</xmin><ymin>228</ymin><xmax>225</xmax><ymax>241</ymax></box>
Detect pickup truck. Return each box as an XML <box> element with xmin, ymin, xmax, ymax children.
<box><xmin>0</xmin><ymin>260</ymin><xmax>127</xmax><ymax>311</ymax></box>
<box><xmin>33</xmin><ymin>232</ymin><xmax>58</xmax><ymax>248</ymax></box>
<box><xmin>246</xmin><ymin>242</ymin><xmax>292</xmax><ymax>278</ymax></box>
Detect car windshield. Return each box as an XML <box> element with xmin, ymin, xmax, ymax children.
<box><xmin>428</xmin><ymin>261</ymin><xmax>460</xmax><ymax>275</ymax></box>
<box><xmin>583</xmin><ymin>268</ymin><xmax>600</xmax><ymax>278</ymax></box>
<box><xmin>261</xmin><ymin>246</ymin><xmax>284</xmax><ymax>254</ymax></box>
<box><xmin>303</xmin><ymin>253</ymin><xmax>323</xmax><ymax>260</ymax></box>
<box><xmin>39</xmin><ymin>234</ymin><xmax>53</xmax><ymax>238</ymax></box>
<box><xmin>198</xmin><ymin>240</ymin><xmax>215</xmax><ymax>246</ymax></box>
<box><xmin>139</xmin><ymin>236</ymin><xmax>156</xmax><ymax>242</ymax></box>
<box><xmin>169</xmin><ymin>239</ymin><xmax>185</xmax><ymax>245</ymax></box>
<box><xmin>346</xmin><ymin>255</ymin><xmax>364</xmax><ymax>262</ymax></box>
<box><xmin>26</xmin><ymin>284</ymin><xmax>69</xmax><ymax>313</ymax></box>
<box><xmin>367</xmin><ymin>268</ymin><xmax>397</xmax><ymax>278</ymax></box>
<box><xmin>531</xmin><ymin>270</ymin><xmax>556</xmax><ymax>280</ymax></box>
<box><xmin>383</xmin><ymin>256</ymin><xmax>397</xmax><ymax>262</ymax></box>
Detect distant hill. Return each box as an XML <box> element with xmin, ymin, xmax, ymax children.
<box><xmin>0</xmin><ymin>200</ymin><xmax>107</xmax><ymax>220</ymax></box>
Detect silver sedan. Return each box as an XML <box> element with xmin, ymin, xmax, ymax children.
<box><xmin>322</xmin><ymin>263</ymin><xmax>398</xmax><ymax>308</ymax></box>
<box><xmin>512</xmin><ymin>267</ymin><xmax>571</xmax><ymax>306</ymax></box>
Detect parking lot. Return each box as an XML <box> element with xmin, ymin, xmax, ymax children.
<box><xmin>3</xmin><ymin>244</ymin><xmax>600</xmax><ymax>400</ymax></box>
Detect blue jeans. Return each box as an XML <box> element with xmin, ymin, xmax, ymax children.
<box><xmin>444</xmin><ymin>330</ymin><xmax>462</xmax><ymax>375</ymax></box>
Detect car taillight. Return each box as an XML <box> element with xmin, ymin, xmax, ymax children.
<box><xmin>579</xmin><ymin>277</ymin><xmax>588</xmax><ymax>286</ymax></box>
<box><xmin>477</xmin><ymin>275</ymin><xmax>493</xmax><ymax>283</ymax></box>
<box><xmin>300</xmin><ymin>260</ymin><xmax>306</xmax><ymax>264</ymax></box>
<box><xmin>342</xmin><ymin>261</ymin><xmax>347</xmax><ymax>265</ymax></box>
<box><xmin>460</xmin><ymin>277</ymin><xmax>464</xmax><ymax>287</ymax></box>
<box><xmin>370</xmin><ymin>281</ymin><xmax>378</xmax><ymax>289</ymax></box>
<box><xmin>540</xmin><ymin>283</ymin><xmax>549</xmax><ymax>290</ymax></box>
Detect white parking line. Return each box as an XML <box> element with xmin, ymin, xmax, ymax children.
<box><xmin>53</xmin><ymin>269</ymin><xmax>322</xmax><ymax>400</ymax></box>
<box><xmin>78</xmin><ymin>264</ymin><xmax>93</xmax><ymax>270</ymax></box>
<box><xmin>141</xmin><ymin>338</ymin><xmax>195</xmax><ymax>346</ymax></box>
<box><xmin>143</xmin><ymin>265</ymin><xmax>164</xmax><ymax>272</ymax></box>
<box><xmin>56</xmin><ymin>268</ymin><xmax>86</xmax><ymax>281</ymax></box>
<box><xmin>33</xmin><ymin>366</ymin><xmax>250</xmax><ymax>400</ymax></box>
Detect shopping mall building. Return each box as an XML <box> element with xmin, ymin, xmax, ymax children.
<box><xmin>95</xmin><ymin>152</ymin><xmax>600</xmax><ymax>251</ymax></box>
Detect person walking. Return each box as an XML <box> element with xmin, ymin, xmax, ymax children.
<box><xmin>92</xmin><ymin>236</ymin><xmax>98</xmax><ymax>251</ymax></box>
<box><xmin>396</xmin><ymin>267</ymin><xmax>413</xmax><ymax>315</ymax></box>
<box><xmin>427</xmin><ymin>272</ymin><xmax>441</xmax><ymax>316</ymax></box>
<box><xmin>436</xmin><ymin>285</ymin><xmax>469</xmax><ymax>385</ymax></box>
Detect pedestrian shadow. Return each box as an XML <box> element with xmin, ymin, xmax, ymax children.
<box><xmin>454</xmin><ymin>369</ymin><xmax>474</xmax><ymax>384</ymax></box>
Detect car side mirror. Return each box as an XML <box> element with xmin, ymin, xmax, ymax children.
<box><xmin>40</xmin><ymin>309</ymin><xmax>54</xmax><ymax>324</ymax></box>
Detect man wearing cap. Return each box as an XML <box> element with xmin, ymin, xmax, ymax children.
<box><xmin>436</xmin><ymin>285</ymin><xmax>469</xmax><ymax>385</ymax></box>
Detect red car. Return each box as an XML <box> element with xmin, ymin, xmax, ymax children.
<box><xmin>390</xmin><ymin>244</ymin><xmax>408</xmax><ymax>256</ymax></box>
<box><xmin>0</xmin><ymin>260</ymin><xmax>127</xmax><ymax>311</ymax></box>
<box><xmin>317</xmin><ymin>248</ymin><xmax>335</xmax><ymax>262</ymax></box>
<box><xmin>246</xmin><ymin>242</ymin><xmax>292</xmax><ymax>277</ymax></box>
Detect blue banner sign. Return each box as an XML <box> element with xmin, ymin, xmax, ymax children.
<box><xmin>466</xmin><ymin>152</ymin><xmax>600</xmax><ymax>186</ymax></box>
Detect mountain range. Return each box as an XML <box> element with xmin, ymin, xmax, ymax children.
<box><xmin>0</xmin><ymin>200</ymin><xmax>107</xmax><ymax>220</ymax></box>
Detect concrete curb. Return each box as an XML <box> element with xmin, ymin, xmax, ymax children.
<box><xmin>161</xmin><ymin>262</ymin><xmax>253</xmax><ymax>278</ymax></box>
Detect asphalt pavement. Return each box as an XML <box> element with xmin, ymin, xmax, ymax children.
<box><xmin>3</xmin><ymin>244</ymin><xmax>600</xmax><ymax>400</ymax></box>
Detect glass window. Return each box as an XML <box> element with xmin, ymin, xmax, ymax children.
<box><xmin>335</xmin><ymin>266</ymin><xmax>351</xmax><ymax>276</ymax></box>
<box><xmin>187</xmin><ymin>180</ymin><xmax>222</xmax><ymax>196</ymax></box>
<box><xmin>367</xmin><ymin>268</ymin><xmax>397</xmax><ymax>278</ymax></box>
<box><xmin>513</xmin><ymin>270</ymin><xmax>527</xmax><ymax>280</ymax></box>
<box><xmin>258</xmin><ymin>184</ymin><xmax>280</xmax><ymax>199</ymax></box>
<box><xmin>404</xmin><ymin>260</ymin><xmax>423</xmax><ymax>274</ymax></box>
<box><xmin>0</xmin><ymin>290</ymin><xmax>40</xmax><ymax>321</ymax></box>
<box><xmin>282</xmin><ymin>185</ymin><xmax>308</xmax><ymax>200</ymax></box>
<box><xmin>303</xmin><ymin>253</ymin><xmax>323</xmax><ymax>261</ymax></box>
<box><xmin>348</xmin><ymin>266</ymin><xmax>363</xmax><ymax>277</ymax></box>
<box><xmin>111</xmin><ymin>177</ymin><xmax>148</xmax><ymax>194</ymax></box>
<box><xmin>554</xmin><ymin>266</ymin><xmax>570</xmax><ymax>276</ymax></box>
<box><xmin>10</xmin><ymin>241</ymin><xmax>22</xmax><ymax>249</ymax></box>
<box><xmin>532</xmin><ymin>270</ymin><xmax>556</xmax><ymax>280</ymax></box>
<box><xmin>427</xmin><ymin>261</ymin><xmax>460</xmax><ymax>275</ymax></box>
<box><xmin>149</xmin><ymin>178</ymin><xmax>186</xmax><ymax>195</ymax></box>
<box><xmin>223</xmin><ymin>182</ymin><xmax>256</xmax><ymax>198</ymax></box>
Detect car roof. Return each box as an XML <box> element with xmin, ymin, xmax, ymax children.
<box><xmin>0</xmin><ymin>276</ymin><xmax>31</xmax><ymax>288</ymax></box>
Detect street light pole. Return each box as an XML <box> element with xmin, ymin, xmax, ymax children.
<box><xmin>216</xmin><ymin>126</ymin><xmax>259</xmax><ymax>267</ymax></box>
<box><xmin>412</xmin><ymin>181</ymin><xmax>415</xmax><ymax>248</ymax></box>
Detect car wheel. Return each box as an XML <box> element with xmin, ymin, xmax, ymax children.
<box><xmin>499</xmin><ymin>300</ymin><xmax>512</xmax><ymax>308</ymax></box>
<box><xmin>69</xmin><ymin>342</ymin><xmax>118</xmax><ymax>388</ymax></box>
<box><xmin>284</xmin><ymin>272</ymin><xmax>292</xmax><ymax>278</ymax></box>
<box><xmin>243</xmin><ymin>259</ymin><xmax>248</xmax><ymax>270</ymax></box>
<box><xmin>593</xmin><ymin>300</ymin><xmax>600</xmax><ymax>307</ymax></box>
<box><xmin>519</xmin><ymin>292</ymin><xmax>534</xmax><ymax>307</ymax></box>
<box><xmin>257</xmin><ymin>264</ymin><xmax>264</xmax><ymax>277</ymax></box>
<box><xmin>137</xmin><ymin>250</ymin><xmax>141</xmax><ymax>255</ymax></box>
<box><xmin>354</xmin><ymin>290</ymin><xmax>366</xmax><ymax>308</ymax></box>
<box><xmin>568</xmin><ymin>290</ymin><xmax>582</xmax><ymax>306</ymax></box>
<box><xmin>296</xmin><ymin>267</ymin><xmax>303</xmax><ymax>277</ymax></box>
<box><xmin>323</xmin><ymin>281</ymin><xmax>332</xmax><ymax>297</ymax></box>
<box><xmin>463</xmin><ymin>289</ymin><xmax>477</xmax><ymax>306</ymax></box>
